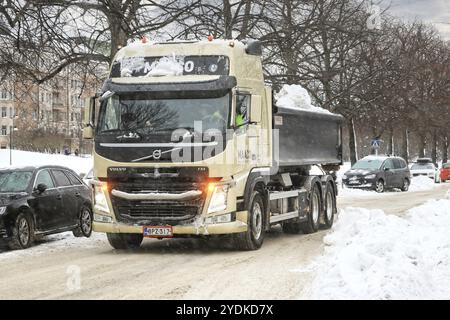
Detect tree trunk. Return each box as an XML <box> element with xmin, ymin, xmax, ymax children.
<box><xmin>418</xmin><ymin>133</ymin><xmax>427</xmax><ymax>158</ymax></box>
<box><xmin>223</xmin><ymin>0</ymin><xmax>233</xmax><ymax>39</ymax></box>
<box><xmin>431</xmin><ymin>130</ymin><xmax>437</xmax><ymax>165</ymax></box>
<box><xmin>401</xmin><ymin>128</ymin><xmax>409</xmax><ymax>163</ymax></box>
<box><xmin>348</xmin><ymin>118</ymin><xmax>358</xmax><ymax>165</ymax></box>
<box><xmin>387</xmin><ymin>127</ymin><xmax>394</xmax><ymax>155</ymax></box>
<box><xmin>239</xmin><ymin>0</ymin><xmax>252</xmax><ymax>39</ymax></box>
<box><xmin>442</xmin><ymin>135</ymin><xmax>448</xmax><ymax>164</ymax></box>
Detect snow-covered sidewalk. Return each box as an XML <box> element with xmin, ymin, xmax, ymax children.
<box><xmin>305</xmin><ymin>193</ymin><xmax>450</xmax><ymax>299</ymax></box>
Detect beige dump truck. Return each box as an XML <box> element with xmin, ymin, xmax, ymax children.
<box><xmin>83</xmin><ymin>39</ymin><xmax>343</xmax><ymax>250</ymax></box>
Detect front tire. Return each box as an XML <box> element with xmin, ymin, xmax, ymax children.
<box><xmin>107</xmin><ymin>233</ymin><xmax>143</xmax><ymax>249</ymax></box>
<box><xmin>234</xmin><ymin>191</ymin><xmax>265</xmax><ymax>250</ymax></box>
<box><xmin>300</xmin><ymin>183</ymin><xmax>322</xmax><ymax>234</ymax></box>
<box><xmin>8</xmin><ymin>213</ymin><xmax>34</xmax><ymax>250</ymax></box>
<box><xmin>72</xmin><ymin>206</ymin><xmax>93</xmax><ymax>238</ymax></box>
<box><xmin>375</xmin><ymin>179</ymin><xmax>385</xmax><ymax>193</ymax></box>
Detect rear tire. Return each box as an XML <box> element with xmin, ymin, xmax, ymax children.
<box><xmin>321</xmin><ymin>183</ymin><xmax>336</xmax><ymax>229</ymax></box>
<box><xmin>234</xmin><ymin>191</ymin><xmax>265</xmax><ymax>250</ymax></box>
<box><xmin>300</xmin><ymin>184</ymin><xmax>322</xmax><ymax>234</ymax></box>
<box><xmin>107</xmin><ymin>233</ymin><xmax>143</xmax><ymax>249</ymax></box>
<box><xmin>401</xmin><ymin>178</ymin><xmax>410</xmax><ymax>192</ymax></box>
<box><xmin>8</xmin><ymin>213</ymin><xmax>34</xmax><ymax>250</ymax></box>
<box><xmin>72</xmin><ymin>206</ymin><xmax>93</xmax><ymax>238</ymax></box>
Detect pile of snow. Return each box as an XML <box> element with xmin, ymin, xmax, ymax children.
<box><xmin>275</xmin><ymin>84</ymin><xmax>331</xmax><ymax>114</ymax></box>
<box><xmin>307</xmin><ymin>199</ymin><xmax>450</xmax><ymax>299</ymax></box>
<box><xmin>0</xmin><ymin>232</ymin><xmax>106</xmax><ymax>260</ymax></box>
<box><xmin>409</xmin><ymin>175</ymin><xmax>437</xmax><ymax>192</ymax></box>
<box><xmin>0</xmin><ymin>149</ymin><xmax>92</xmax><ymax>174</ymax></box>
<box><xmin>145</xmin><ymin>54</ymin><xmax>184</xmax><ymax>77</ymax></box>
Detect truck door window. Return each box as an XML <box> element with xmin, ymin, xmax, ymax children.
<box><xmin>236</xmin><ymin>94</ymin><xmax>250</xmax><ymax>127</ymax></box>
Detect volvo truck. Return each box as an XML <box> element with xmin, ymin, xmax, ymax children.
<box><xmin>83</xmin><ymin>39</ymin><xmax>343</xmax><ymax>250</ymax></box>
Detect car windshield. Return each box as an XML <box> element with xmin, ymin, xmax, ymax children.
<box><xmin>411</xmin><ymin>164</ymin><xmax>434</xmax><ymax>170</ymax></box>
<box><xmin>0</xmin><ymin>171</ymin><xmax>33</xmax><ymax>192</ymax></box>
<box><xmin>97</xmin><ymin>92</ymin><xmax>230</xmax><ymax>138</ymax></box>
<box><xmin>351</xmin><ymin>159</ymin><xmax>383</xmax><ymax>170</ymax></box>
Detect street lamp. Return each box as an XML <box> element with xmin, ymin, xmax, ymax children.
<box><xmin>9</xmin><ymin>116</ymin><xmax>18</xmax><ymax>166</ymax></box>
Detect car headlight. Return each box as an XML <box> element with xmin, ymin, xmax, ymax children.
<box><xmin>365</xmin><ymin>174</ymin><xmax>376</xmax><ymax>179</ymax></box>
<box><xmin>94</xmin><ymin>183</ymin><xmax>110</xmax><ymax>213</ymax></box>
<box><xmin>342</xmin><ymin>175</ymin><xmax>348</xmax><ymax>180</ymax></box>
<box><xmin>207</xmin><ymin>184</ymin><xmax>229</xmax><ymax>214</ymax></box>
<box><xmin>0</xmin><ymin>206</ymin><xmax>6</xmax><ymax>215</ymax></box>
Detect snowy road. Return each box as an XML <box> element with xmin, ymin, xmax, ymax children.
<box><xmin>0</xmin><ymin>184</ymin><xmax>449</xmax><ymax>300</ymax></box>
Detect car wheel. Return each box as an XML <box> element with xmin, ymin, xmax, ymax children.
<box><xmin>8</xmin><ymin>212</ymin><xmax>34</xmax><ymax>250</ymax></box>
<box><xmin>73</xmin><ymin>206</ymin><xmax>93</xmax><ymax>238</ymax></box>
<box><xmin>401</xmin><ymin>178</ymin><xmax>410</xmax><ymax>192</ymax></box>
<box><xmin>321</xmin><ymin>183</ymin><xmax>336</xmax><ymax>229</ymax></box>
<box><xmin>375</xmin><ymin>179</ymin><xmax>385</xmax><ymax>193</ymax></box>
<box><xmin>234</xmin><ymin>191</ymin><xmax>265</xmax><ymax>250</ymax></box>
<box><xmin>107</xmin><ymin>233</ymin><xmax>143</xmax><ymax>250</ymax></box>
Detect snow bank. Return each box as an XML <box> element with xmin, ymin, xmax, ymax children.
<box><xmin>0</xmin><ymin>149</ymin><xmax>92</xmax><ymax>174</ymax></box>
<box><xmin>275</xmin><ymin>84</ymin><xmax>331</xmax><ymax>114</ymax></box>
<box><xmin>0</xmin><ymin>232</ymin><xmax>106</xmax><ymax>261</ymax></box>
<box><xmin>307</xmin><ymin>199</ymin><xmax>450</xmax><ymax>299</ymax></box>
<box><xmin>409</xmin><ymin>175</ymin><xmax>436</xmax><ymax>192</ymax></box>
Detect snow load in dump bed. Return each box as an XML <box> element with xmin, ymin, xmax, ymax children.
<box><xmin>275</xmin><ymin>84</ymin><xmax>331</xmax><ymax>114</ymax></box>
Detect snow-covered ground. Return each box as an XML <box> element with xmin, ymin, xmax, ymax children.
<box><xmin>306</xmin><ymin>195</ymin><xmax>450</xmax><ymax>299</ymax></box>
<box><xmin>0</xmin><ymin>149</ymin><xmax>92</xmax><ymax>174</ymax></box>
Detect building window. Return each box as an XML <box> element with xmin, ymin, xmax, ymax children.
<box><xmin>1</xmin><ymin>126</ymin><xmax>6</xmax><ymax>135</ymax></box>
<box><xmin>1</xmin><ymin>107</ymin><xmax>6</xmax><ymax>118</ymax></box>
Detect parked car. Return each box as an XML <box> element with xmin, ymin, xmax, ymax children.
<box><xmin>342</xmin><ymin>156</ymin><xmax>411</xmax><ymax>193</ymax></box>
<box><xmin>440</xmin><ymin>163</ymin><xmax>450</xmax><ymax>182</ymax></box>
<box><xmin>410</xmin><ymin>158</ymin><xmax>439</xmax><ymax>182</ymax></box>
<box><xmin>0</xmin><ymin>166</ymin><xmax>93</xmax><ymax>250</ymax></box>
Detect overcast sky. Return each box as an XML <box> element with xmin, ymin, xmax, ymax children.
<box><xmin>387</xmin><ymin>0</ymin><xmax>450</xmax><ymax>39</ymax></box>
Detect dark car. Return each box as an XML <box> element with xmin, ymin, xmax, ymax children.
<box><xmin>342</xmin><ymin>156</ymin><xmax>411</xmax><ymax>193</ymax></box>
<box><xmin>0</xmin><ymin>166</ymin><xmax>93</xmax><ymax>250</ymax></box>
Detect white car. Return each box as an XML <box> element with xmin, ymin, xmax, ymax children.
<box><xmin>410</xmin><ymin>160</ymin><xmax>439</xmax><ymax>182</ymax></box>
<box><xmin>80</xmin><ymin>168</ymin><xmax>94</xmax><ymax>186</ymax></box>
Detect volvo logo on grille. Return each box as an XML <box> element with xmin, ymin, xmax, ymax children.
<box><xmin>152</xmin><ymin>149</ymin><xmax>162</xmax><ymax>160</ymax></box>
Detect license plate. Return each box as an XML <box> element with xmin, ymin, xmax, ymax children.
<box><xmin>349</xmin><ymin>180</ymin><xmax>360</xmax><ymax>184</ymax></box>
<box><xmin>143</xmin><ymin>226</ymin><xmax>173</xmax><ymax>238</ymax></box>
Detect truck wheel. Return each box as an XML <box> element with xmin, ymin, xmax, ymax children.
<box><xmin>234</xmin><ymin>191</ymin><xmax>265</xmax><ymax>250</ymax></box>
<box><xmin>8</xmin><ymin>212</ymin><xmax>35</xmax><ymax>250</ymax></box>
<box><xmin>72</xmin><ymin>206</ymin><xmax>93</xmax><ymax>238</ymax></box>
<box><xmin>107</xmin><ymin>233</ymin><xmax>143</xmax><ymax>250</ymax></box>
<box><xmin>401</xmin><ymin>178</ymin><xmax>410</xmax><ymax>192</ymax></box>
<box><xmin>321</xmin><ymin>183</ymin><xmax>336</xmax><ymax>229</ymax></box>
<box><xmin>300</xmin><ymin>184</ymin><xmax>322</xmax><ymax>234</ymax></box>
<box><xmin>375</xmin><ymin>179</ymin><xmax>385</xmax><ymax>193</ymax></box>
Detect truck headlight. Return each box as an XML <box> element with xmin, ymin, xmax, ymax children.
<box><xmin>365</xmin><ymin>174</ymin><xmax>376</xmax><ymax>179</ymax></box>
<box><xmin>94</xmin><ymin>183</ymin><xmax>110</xmax><ymax>213</ymax></box>
<box><xmin>207</xmin><ymin>184</ymin><xmax>229</xmax><ymax>214</ymax></box>
<box><xmin>0</xmin><ymin>206</ymin><xmax>6</xmax><ymax>215</ymax></box>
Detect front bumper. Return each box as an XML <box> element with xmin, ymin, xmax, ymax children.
<box><xmin>93</xmin><ymin>210</ymin><xmax>248</xmax><ymax>236</ymax></box>
<box><xmin>0</xmin><ymin>218</ymin><xmax>9</xmax><ymax>240</ymax></box>
<box><xmin>343</xmin><ymin>178</ymin><xmax>376</xmax><ymax>189</ymax></box>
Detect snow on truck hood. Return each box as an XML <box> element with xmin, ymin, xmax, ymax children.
<box><xmin>275</xmin><ymin>84</ymin><xmax>332</xmax><ymax>114</ymax></box>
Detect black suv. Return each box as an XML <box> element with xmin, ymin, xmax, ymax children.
<box><xmin>342</xmin><ymin>156</ymin><xmax>411</xmax><ymax>193</ymax></box>
<box><xmin>0</xmin><ymin>166</ymin><xmax>93</xmax><ymax>250</ymax></box>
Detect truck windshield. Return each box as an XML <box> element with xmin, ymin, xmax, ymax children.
<box><xmin>97</xmin><ymin>93</ymin><xmax>230</xmax><ymax>137</ymax></box>
<box><xmin>352</xmin><ymin>159</ymin><xmax>383</xmax><ymax>170</ymax></box>
<box><xmin>0</xmin><ymin>171</ymin><xmax>33</xmax><ymax>193</ymax></box>
<box><xmin>411</xmin><ymin>164</ymin><xmax>434</xmax><ymax>170</ymax></box>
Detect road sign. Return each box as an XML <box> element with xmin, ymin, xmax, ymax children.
<box><xmin>371</xmin><ymin>138</ymin><xmax>383</xmax><ymax>149</ymax></box>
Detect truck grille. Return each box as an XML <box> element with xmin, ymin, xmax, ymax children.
<box><xmin>109</xmin><ymin>179</ymin><xmax>206</xmax><ymax>225</ymax></box>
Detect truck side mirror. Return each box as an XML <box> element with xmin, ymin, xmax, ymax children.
<box><xmin>82</xmin><ymin>96</ymin><xmax>96</xmax><ymax>139</ymax></box>
<box><xmin>250</xmin><ymin>95</ymin><xmax>262</xmax><ymax>123</ymax></box>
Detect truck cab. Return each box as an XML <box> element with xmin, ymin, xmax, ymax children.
<box><xmin>84</xmin><ymin>39</ymin><xmax>342</xmax><ymax>250</ymax></box>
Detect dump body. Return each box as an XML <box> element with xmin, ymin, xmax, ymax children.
<box><xmin>273</xmin><ymin>106</ymin><xmax>343</xmax><ymax>168</ymax></box>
